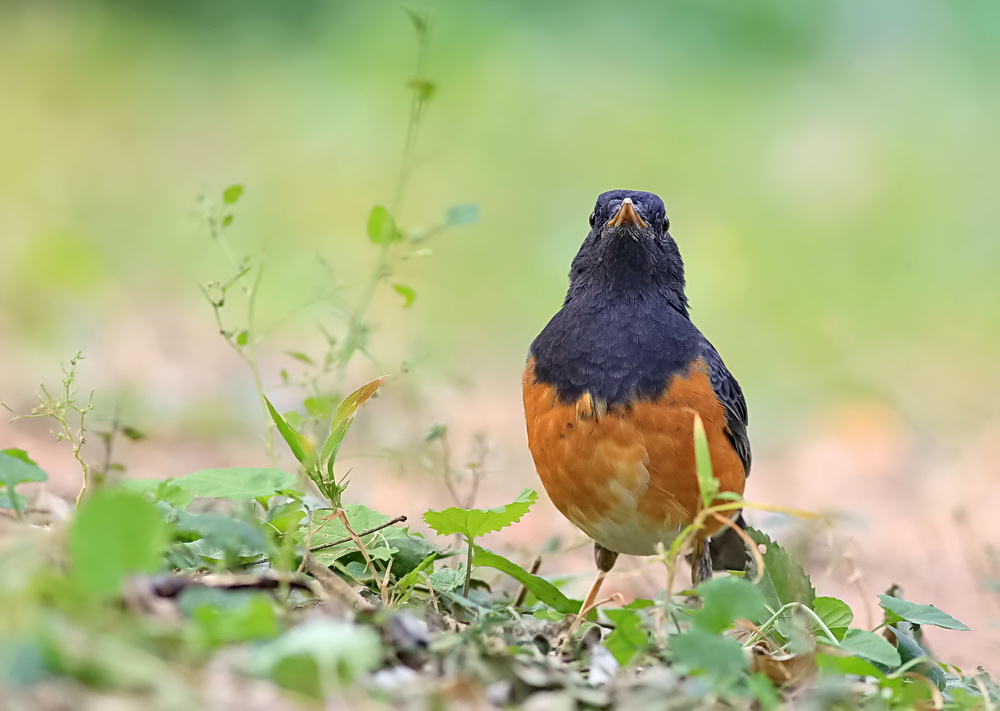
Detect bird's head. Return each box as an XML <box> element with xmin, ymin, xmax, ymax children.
<box><xmin>568</xmin><ymin>190</ymin><xmax>688</xmax><ymax>313</ymax></box>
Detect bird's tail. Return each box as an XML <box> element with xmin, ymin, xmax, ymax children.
<box><xmin>708</xmin><ymin>511</ymin><xmax>752</xmax><ymax>572</ymax></box>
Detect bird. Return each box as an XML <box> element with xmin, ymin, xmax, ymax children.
<box><xmin>522</xmin><ymin>189</ymin><xmax>751</xmax><ymax>626</ymax></box>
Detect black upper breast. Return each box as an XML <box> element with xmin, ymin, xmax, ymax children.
<box><xmin>529</xmin><ymin>294</ymin><xmax>703</xmax><ymax>406</ymax></box>
<box><xmin>528</xmin><ymin>293</ymin><xmax>751</xmax><ymax>477</ymax></box>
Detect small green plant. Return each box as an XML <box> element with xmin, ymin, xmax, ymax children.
<box><xmin>423</xmin><ymin>487</ymin><xmax>537</xmax><ymax>596</ymax></box>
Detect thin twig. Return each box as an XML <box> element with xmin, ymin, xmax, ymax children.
<box><xmin>302</xmin><ymin>552</ymin><xmax>376</xmax><ymax>612</ymax></box>
<box><xmin>337</xmin><ymin>509</ymin><xmax>389</xmax><ymax>605</ymax></box>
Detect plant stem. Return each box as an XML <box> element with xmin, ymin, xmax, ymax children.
<box><xmin>463</xmin><ymin>536</ymin><xmax>474</xmax><ymax>597</ymax></box>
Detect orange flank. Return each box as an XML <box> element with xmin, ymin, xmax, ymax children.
<box><xmin>522</xmin><ymin>357</ymin><xmax>745</xmax><ymax>556</ymax></box>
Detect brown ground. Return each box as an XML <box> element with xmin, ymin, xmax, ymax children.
<box><xmin>3</xmin><ymin>327</ymin><xmax>999</xmax><ymax>673</ymax></box>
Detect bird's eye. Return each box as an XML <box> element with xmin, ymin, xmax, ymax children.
<box><xmin>589</xmin><ymin>211</ymin><xmax>597</xmax><ymax>228</ymax></box>
<box><xmin>662</xmin><ymin>217</ymin><xmax>670</xmax><ymax>235</ymax></box>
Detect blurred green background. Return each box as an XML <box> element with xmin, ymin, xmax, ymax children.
<box><xmin>4</xmin><ymin>0</ymin><xmax>1000</xmax><ymax>438</ymax></box>
<box><xmin>4</xmin><ymin>0</ymin><xmax>1000</xmax><ymax>666</ymax></box>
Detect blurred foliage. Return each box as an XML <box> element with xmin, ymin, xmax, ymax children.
<box><xmin>2</xmin><ymin>0</ymin><xmax>999</xmax><ymax>442</ymax></box>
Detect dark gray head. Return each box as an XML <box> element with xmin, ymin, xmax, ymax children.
<box><xmin>568</xmin><ymin>189</ymin><xmax>688</xmax><ymax>315</ymax></box>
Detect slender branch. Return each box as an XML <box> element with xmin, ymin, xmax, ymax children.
<box><xmin>337</xmin><ymin>509</ymin><xmax>390</xmax><ymax>605</ymax></box>
<box><xmin>302</xmin><ymin>552</ymin><xmax>376</xmax><ymax>612</ymax></box>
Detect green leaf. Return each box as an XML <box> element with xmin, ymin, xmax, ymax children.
<box><xmin>221</xmin><ymin>214</ymin><xmax>234</xmax><ymax>228</ymax></box>
<box><xmin>309</xmin><ymin>504</ymin><xmax>408</xmax><ymax>563</ymax></box>
<box><xmin>174</xmin><ymin>511</ymin><xmax>267</xmax><ymax>559</ymax></box>
<box><xmin>815</xmin><ymin>652</ymin><xmax>885</xmax><ymax>678</ymax></box>
<box><xmin>423</xmin><ymin>488</ymin><xmax>537</xmax><ymax>541</ymax></box>
<box><xmin>367</xmin><ymin>205</ymin><xmax>402</xmax><ymax>245</ymax></box>
<box><xmin>173</xmin><ymin>467</ymin><xmax>296</xmax><ymax>500</ymax></box>
<box><xmin>404</xmin><ymin>7</ymin><xmax>428</xmax><ymax>35</ymax></box>
<box><xmin>428</xmin><ymin>566</ymin><xmax>465</xmax><ymax>593</ymax></box>
<box><xmin>692</xmin><ymin>413</ymin><xmax>718</xmax><ymax>508</ymax></box>
<box><xmin>473</xmin><ymin>545</ymin><xmax>579</xmax><ymax>614</ymax></box>
<box><xmin>0</xmin><ymin>491</ymin><xmax>27</xmax><ymax>511</ymax></box>
<box><xmin>445</xmin><ymin>204</ymin><xmax>479</xmax><ymax>226</ymax></box>
<box><xmin>303</xmin><ymin>395</ymin><xmax>336</xmax><ymax>419</ymax></box>
<box><xmin>222</xmin><ymin>184</ymin><xmax>244</xmax><ymax>204</ymax></box>
<box><xmin>391</xmin><ymin>284</ymin><xmax>416</xmax><ymax>309</ymax></box>
<box><xmin>813</xmin><ymin>596</ymin><xmax>853</xmax><ymax>642</ymax></box>
<box><xmin>670</xmin><ymin>629</ymin><xmax>748</xmax><ymax>681</ymax></box>
<box><xmin>68</xmin><ymin>489</ymin><xmax>169</xmax><ymax>595</ymax></box>
<box><xmin>892</xmin><ymin>625</ymin><xmax>947</xmax><ymax>690</ymax></box>
<box><xmin>286</xmin><ymin>351</ymin><xmax>315</xmax><ymax>366</ymax></box>
<box><xmin>319</xmin><ymin>377</ymin><xmax>386</xmax><ymax>472</ymax></box>
<box><xmin>0</xmin><ymin>448</ymin><xmax>48</xmax><ymax>513</ymax></box>
<box><xmin>235</xmin><ymin>330</ymin><xmax>249</xmax><ymax>346</ymax></box>
<box><xmin>839</xmin><ymin>629</ymin><xmax>901</xmax><ymax>668</ymax></box>
<box><xmin>877</xmin><ymin>595</ymin><xmax>970</xmax><ymax>631</ymax></box>
<box><xmin>604</xmin><ymin>609</ymin><xmax>648</xmax><ymax>665</ymax></box>
<box><xmin>746</xmin><ymin>528</ymin><xmax>816</xmax><ymax>612</ymax></box>
<box><xmin>264</xmin><ymin>396</ymin><xmax>309</xmax><ymax>465</ymax></box>
<box><xmin>409</xmin><ymin>79</ymin><xmax>436</xmax><ymax>102</ymax></box>
<box><xmin>250</xmin><ymin>619</ymin><xmax>382</xmax><ymax>697</ymax></box>
<box><xmin>120</xmin><ymin>478</ymin><xmax>194</xmax><ymax>509</ymax></box>
<box><xmin>180</xmin><ymin>588</ymin><xmax>280</xmax><ymax>648</ymax></box>
<box><xmin>689</xmin><ymin>575</ymin><xmax>767</xmax><ymax>634</ymax></box>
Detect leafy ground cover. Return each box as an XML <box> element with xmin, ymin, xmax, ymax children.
<box><xmin>2</xmin><ymin>12</ymin><xmax>998</xmax><ymax>711</ymax></box>
<box><xmin>2</xmin><ymin>419</ymin><xmax>997</xmax><ymax>709</ymax></box>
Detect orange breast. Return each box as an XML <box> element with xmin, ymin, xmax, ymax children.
<box><xmin>522</xmin><ymin>357</ymin><xmax>745</xmax><ymax>556</ymax></box>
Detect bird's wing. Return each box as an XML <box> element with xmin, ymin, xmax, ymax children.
<box><xmin>702</xmin><ymin>345</ymin><xmax>751</xmax><ymax>477</ymax></box>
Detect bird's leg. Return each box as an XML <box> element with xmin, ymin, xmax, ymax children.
<box><xmin>690</xmin><ymin>537</ymin><xmax>714</xmax><ymax>587</ymax></box>
<box><xmin>565</xmin><ymin>542</ymin><xmax>619</xmax><ymax>639</ymax></box>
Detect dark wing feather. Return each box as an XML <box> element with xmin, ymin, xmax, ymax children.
<box><xmin>702</xmin><ymin>345</ymin><xmax>751</xmax><ymax>478</ymax></box>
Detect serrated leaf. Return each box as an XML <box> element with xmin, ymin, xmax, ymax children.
<box><xmin>473</xmin><ymin>545</ymin><xmax>579</xmax><ymax>613</ymax></box>
<box><xmin>746</xmin><ymin>528</ymin><xmax>816</xmax><ymax>612</ymax></box>
<box><xmin>878</xmin><ymin>595</ymin><xmax>970</xmax><ymax>631</ymax></box>
<box><xmin>428</xmin><ymin>566</ymin><xmax>465</xmax><ymax>593</ymax></box>
<box><xmin>839</xmin><ymin>629</ymin><xmax>901</xmax><ymax>668</ymax></box>
<box><xmin>367</xmin><ymin>205</ymin><xmax>402</xmax><ymax>245</ymax></box>
<box><xmin>264</xmin><ymin>396</ymin><xmax>309</xmax><ymax>465</ymax></box>
<box><xmin>68</xmin><ymin>489</ymin><xmax>169</xmax><ymax>595</ymax></box>
<box><xmin>174</xmin><ymin>468</ymin><xmax>296</xmax><ymax>500</ymax></box>
<box><xmin>423</xmin><ymin>488</ymin><xmax>537</xmax><ymax>541</ymax></box>
<box><xmin>319</xmin><ymin>377</ymin><xmax>386</xmax><ymax>470</ymax></box>
<box><xmin>690</xmin><ymin>575</ymin><xmax>767</xmax><ymax>634</ymax></box>
<box><xmin>813</xmin><ymin>596</ymin><xmax>853</xmax><ymax>642</ymax></box>
<box><xmin>391</xmin><ymin>284</ymin><xmax>416</xmax><ymax>309</ymax></box>
<box><xmin>604</xmin><ymin>609</ymin><xmax>648</xmax><ymax>665</ymax></box>
<box><xmin>671</xmin><ymin>629</ymin><xmax>748</xmax><ymax>680</ymax></box>
<box><xmin>223</xmin><ymin>184</ymin><xmax>244</xmax><ymax>204</ymax></box>
<box><xmin>445</xmin><ymin>204</ymin><xmax>479</xmax><ymax>226</ymax></box>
